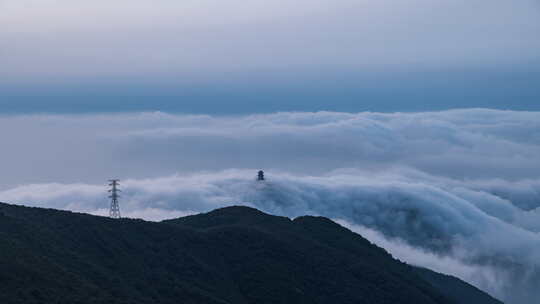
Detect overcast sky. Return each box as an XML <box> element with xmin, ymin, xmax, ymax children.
<box><xmin>1</xmin><ymin>0</ymin><xmax>540</xmax><ymax>112</ymax></box>
<box><xmin>1</xmin><ymin>2</ymin><xmax>540</xmax><ymax>302</ymax></box>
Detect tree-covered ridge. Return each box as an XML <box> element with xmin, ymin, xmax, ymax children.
<box><xmin>0</xmin><ymin>203</ymin><xmax>502</xmax><ymax>304</ymax></box>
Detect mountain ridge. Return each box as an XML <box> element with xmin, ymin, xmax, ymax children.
<box><xmin>0</xmin><ymin>202</ymin><xmax>502</xmax><ymax>304</ymax></box>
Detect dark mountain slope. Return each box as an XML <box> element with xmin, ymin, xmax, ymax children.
<box><xmin>0</xmin><ymin>203</ymin><xmax>502</xmax><ymax>304</ymax></box>
<box><xmin>414</xmin><ymin>267</ymin><xmax>503</xmax><ymax>304</ymax></box>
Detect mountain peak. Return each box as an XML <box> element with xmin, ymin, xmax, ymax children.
<box><xmin>207</xmin><ymin>205</ymin><xmax>267</xmax><ymax>216</ymax></box>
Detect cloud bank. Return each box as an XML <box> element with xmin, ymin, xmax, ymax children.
<box><xmin>1</xmin><ymin>109</ymin><xmax>539</xmax><ymax>303</ymax></box>
<box><xmin>2</xmin><ymin>170</ymin><xmax>540</xmax><ymax>303</ymax></box>
<box><xmin>1</xmin><ymin>109</ymin><xmax>539</xmax><ymax>188</ymax></box>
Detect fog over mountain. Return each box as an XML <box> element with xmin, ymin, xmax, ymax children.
<box><xmin>2</xmin><ymin>1</ymin><xmax>539</xmax><ymax>302</ymax></box>
<box><xmin>1</xmin><ymin>109</ymin><xmax>539</xmax><ymax>303</ymax></box>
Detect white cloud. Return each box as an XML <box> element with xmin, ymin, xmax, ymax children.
<box><xmin>1</xmin><ymin>109</ymin><xmax>539</xmax><ymax>188</ymax></box>
<box><xmin>1</xmin><ymin>108</ymin><xmax>540</xmax><ymax>303</ymax></box>
<box><xmin>2</xmin><ymin>169</ymin><xmax>540</xmax><ymax>303</ymax></box>
<box><xmin>335</xmin><ymin>220</ymin><xmax>509</xmax><ymax>299</ymax></box>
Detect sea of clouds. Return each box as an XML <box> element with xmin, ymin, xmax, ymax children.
<box><xmin>1</xmin><ymin>109</ymin><xmax>539</xmax><ymax>303</ymax></box>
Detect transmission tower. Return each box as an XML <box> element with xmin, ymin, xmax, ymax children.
<box><xmin>108</xmin><ymin>179</ymin><xmax>121</xmax><ymax>219</ymax></box>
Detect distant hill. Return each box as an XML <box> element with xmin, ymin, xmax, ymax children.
<box><xmin>0</xmin><ymin>203</ymin><xmax>502</xmax><ymax>304</ymax></box>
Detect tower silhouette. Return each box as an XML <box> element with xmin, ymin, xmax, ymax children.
<box><xmin>108</xmin><ymin>179</ymin><xmax>121</xmax><ymax>219</ymax></box>
<box><xmin>257</xmin><ymin>170</ymin><xmax>265</xmax><ymax>181</ymax></box>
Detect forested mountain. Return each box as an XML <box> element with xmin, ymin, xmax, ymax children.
<box><xmin>0</xmin><ymin>203</ymin><xmax>502</xmax><ymax>304</ymax></box>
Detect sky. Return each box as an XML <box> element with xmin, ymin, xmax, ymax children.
<box><xmin>1</xmin><ymin>1</ymin><xmax>540</xmax><ymax>303</ymax></box>
<box><xmin>1</xmin><ymin>0</ymin><xmax>540</xmax><ymax>113</ymax></box>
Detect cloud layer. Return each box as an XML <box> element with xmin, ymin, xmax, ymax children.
<box><xmin>2</xmin><ymin>0</ymin><xmax>539</xmax><ymax>83</ymax></box>
<box><xmin>1</xmin><ymin>109</ymin><xmax>539</xmax><ymax>188</ymax></box>
<box><xmin>1</xmin><ymin>109</ymin><xmax>539</xmax><ymax>303</ymax></box>
<box><xmin>2</xmin><ymin>169</ymin><xmax>540</xmax><ymax>303</ymax></box>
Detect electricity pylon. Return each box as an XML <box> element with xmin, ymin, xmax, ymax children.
<box><xmin>108</xmin><ymin>179</ymin><xmax>121</xmax><ymax>219</ymax></box>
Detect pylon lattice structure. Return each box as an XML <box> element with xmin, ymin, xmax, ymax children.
<box><xmin>108</xmin><ymin>179</ymin><xmax>121</xmax><ymax>219</ymax></box>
